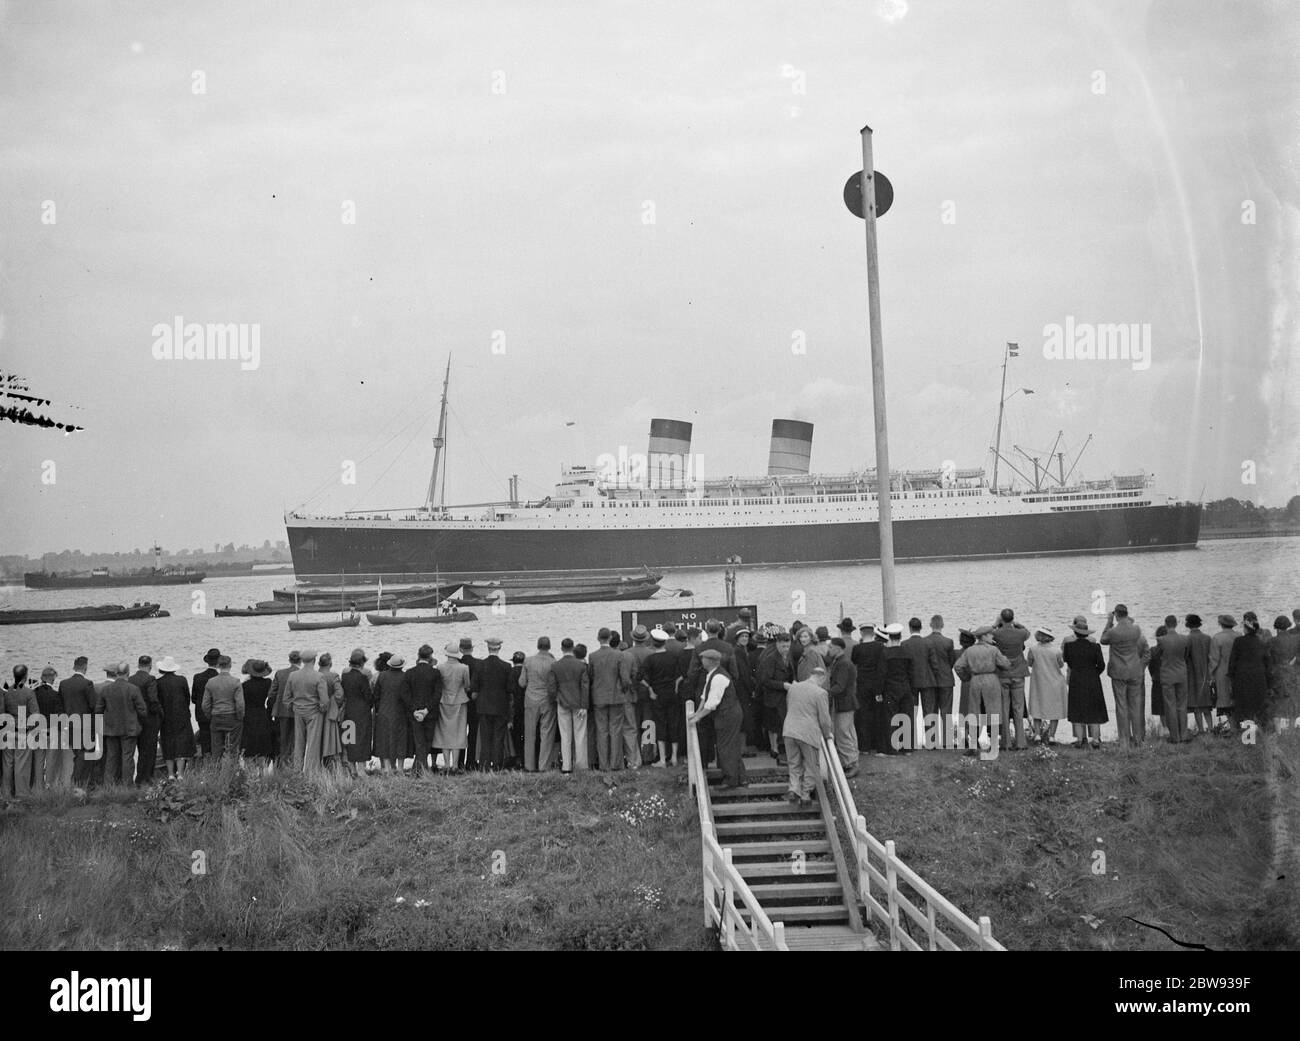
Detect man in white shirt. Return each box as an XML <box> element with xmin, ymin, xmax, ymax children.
<box><xmin>687</xmin><ymin>648</ymin><xmax>747</xmax><ymax>788</ymax></box>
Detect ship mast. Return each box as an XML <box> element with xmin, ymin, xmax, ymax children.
<box><xmin>991</xmin><ymin>342</ymin><xmax>1010</xmax><ymax>494</ymax></box>
<box><xmin>424</xmin><ymin>356</ymin><xmax>451</xmax><ymax>513</ymax></box>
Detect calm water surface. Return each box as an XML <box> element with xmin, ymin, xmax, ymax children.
<box><xmin>3</xmin><ymin>538</ymin><xmax>1296</xmax><ymax>679</ymax></box>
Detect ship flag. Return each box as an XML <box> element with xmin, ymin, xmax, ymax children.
<box><xmin>1006</xmin><ymin>342</ymin><xmax>1020</xmax><ymax>357</ymax></box>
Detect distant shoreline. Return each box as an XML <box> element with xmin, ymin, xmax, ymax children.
<box><xmin>1200</xmin><ymin>528</ymin><xmax>1300</xmax><ymax>541</ymax></box>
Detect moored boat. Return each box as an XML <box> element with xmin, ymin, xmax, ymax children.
<box><xmin>0</xmin><ymin>602</ymin><xmax>165</xmax><ymax>625</ymax></box>
<box><xmin>287</xmin><ymin>615</ymin><xmax>361</xmax><ymax>631</ymax></box>
<box><xmin>365</xmin><ymin>611</ymin><xmax>478</xmax><ymax>626</ymax></box>
<box><xmin>455</xmin><ymin>581</ymin><xmax>661</xmax><ymax>606</ymax></box>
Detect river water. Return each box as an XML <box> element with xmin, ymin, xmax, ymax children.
<box><xmin>4</xmin><ymin>538</ymin><xmax>1295</xmax><ymax>690</ymax></box>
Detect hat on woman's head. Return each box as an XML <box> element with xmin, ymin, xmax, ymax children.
<box><xmin>1070</xmin><ymin>619</ymin><xmax>1094</xmax><ymax>637</ymax></box>
<box><xmin>251</xmin><ymin>660</ymin><xmax>273</xmax><ymax>677</ymax></box>
<box><xmin>444</xmin><ymin>642</ymin><xmax>461</xmax><ymax>657</ymax></box>
<box><xmin>1218</xmin><ymin>614</ymin><xmax>1236</xmax><ymax>628</ymax></box>
<box><xmin>1034</xmin><ymin>626</ymin><xmax>1055</xmax><ymax>641</ymax></box>
<box><xmin>387</xmin><ymin>654</ymin><xmax>405</xmax><ymax>668</ymax></box>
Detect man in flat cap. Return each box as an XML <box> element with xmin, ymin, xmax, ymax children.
<box><xmin>688</xmin><ymin>648</ymin><xmax>746</xmax><ymax>788</ymax></box>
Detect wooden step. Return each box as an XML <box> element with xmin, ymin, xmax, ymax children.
<box><xmin>747</xmin><ymin>882</ymin><xmax>846</xmax><ymax>901</ymax></box>
<box><xmin>711</xmin><ymin>801</ymin><xmax>822</xmax><ymax>818</ymax></box>
<box><xmin>721</xmin><ymin>839</ymin><xmax>832</xmax><ymax>857</ymax></box>
<box><xmin>710</xmin><ymin>782</ymin><xmax>790</xmax><ymax>799</ymax></box>
<box><xmin>735</xmin><ymin>859</ymin><xmax>839</xmax><ymax>878</ymax></box>
<box><xmin>739</xmin><ymin>904</ymin><xmax>852</xmax><ymax>924</ymax></box>
<box><xmin>715</xmin><ymin>819</ymin><xmax>827</xmax><ymax>837</ymax></box>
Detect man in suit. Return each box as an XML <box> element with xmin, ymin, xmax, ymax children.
<box><xmin>285</xmin><ymin>650</ymin><xmax>330</xmax><ymax>772</ymax></box>
<box><xmin>475</xmin><ymin>637</ymin><xmax>514</xmax><ymax>771</ymax></box>
<box><xmin>269</xmin><ymin>650</ymin><xmax>301</xmax><ymax>767</ymax></box>
<box><xmin>457</xmin><ymin>637</ymin><xmax>480</xmax><ymax>770</ymax></box>
<box><xmin>191</xmin><ymin>648</ymin><xmax>220</xmax><ymax>758</ymax></box>
<box><xmin>96</xmin><ymin>662</ymin><xmax>148</xmax><ymax>784</ymax></box>
<box><xmin>405</xmin><ymin>644</ymin><xmax>442</xmax><ymax>775</ymax></box>
<box><xmin>2</xmin><ymin>665</ymin><xmax>39</xmax><ymax>797</ymax></box>
<box><xmin>924</xmin><ymin>615</ymin><xmax>958</xmax><ymax>750</ymax></box>
<box><xmin>589</xmin><ymin>628</ymin><xmax>632</xmax><ymax>771</ymax></box>
<box><xmin>900</xmin><ymin>617</ymin><xmax>938</xmax><ymax>749</ymax></box>
<box><xmin>1101</xmin><ymin>604</ymin><xmax>1151</xmax><ymax>749</ymax></box>
<box><xmin>991</xmin><ymin>609</ymin><xmax>1033</xmax><ymax>750</ymax></box>
<box><xmin>852</xmin><ymin>624</ymin><xmax>885</xmax><ymax>754</ymax></box>
<box><xmin>59</xmin><ymin>656</ymin><xmax>99</xmax><ymax>787</ymax></box>
<box><xmin>627</xmin><ymin>626</ymin><xmax>657</xmax><ymax>765</ymax></box>
<box><xmin>547</xmin><ymin>637</ymin><xmax>590</xmax><ymax>773</ymax></box>
<box><xmin>518</xmin><ymin>637</ymin><xmax>557</xmax><ymax>772</ymax></box>
<box><xmin>128</xmin><ymin>655</ymin><xmax>162</xmax><ymax>784</ymax></box>
<box><xmin>826</xmin><ymin>638</ymin><xmax>859</xmax><ymax>777</ymax></box>
<box><xmin>34</xmin><ymin>666</ymin><xmax>72</xmax><ymax>789</ymax></box>
<box><xmin>1157</xmin><ymin>615</ymin><xmax>1191</xmax><ymax>743</ymax></box>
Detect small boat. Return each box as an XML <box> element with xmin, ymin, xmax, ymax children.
<box><xmin>253</xmin><ymin>597</ymin><xmax>399</xmax><ymax>612</ymax></box>
<box><xmin>455</xmin><ymin>581</ymin><xmax>660</xmax><ymax>606</ymax></box>
<box><xmin>0</xmin><ymin>602</ymin><xmax>165</xmax><ymax>625</ymax></box>
<box><xmin>461</xmin><ymin>569</ymin><xmax>661</xmax><ymax>597</ymax></box>
<box><xmin>366</xmin><ymin>611</ymin><xmax>479</xmax><ymax>626</ymax></box>
<box><xmin>288</xmin><ymin>615</ymin><xmax>361</xmax><ymax>631</ymax></box>
<box><xmin>271</xmin><ymin>583</ymin><xmax>445</xmax><ymax>603</ymax></box>
<box><xmin>219</xmin><ymin>599</ymin><xmax>396</xmax><ymax>617</ymax></box>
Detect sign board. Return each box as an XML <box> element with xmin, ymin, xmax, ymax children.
<box><xmin>619</xmin><ymin>604</ymin><xmax>759</xmax><ymax>640</ymax></box>
<box><xmin>843</xmin><ymin>169</ymin><xmax>893</xmax><ymax>219</ymax></box>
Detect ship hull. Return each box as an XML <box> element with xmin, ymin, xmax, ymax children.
<box><xmin>24</xmin><ymin>571</ymin><xmax>206</xmax><ymax>589</ymax></box>
<box><xmin>287</xmin><ymin>503</ymin><xmax>1202</xmax><ymax>581</ymax></box>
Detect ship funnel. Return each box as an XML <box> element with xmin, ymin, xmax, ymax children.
<box><xmin>768</xmin><ymin>419</ymin><xmax>814</xmax><ymax>475</ymax></box>
<box><xmin>648</xmin><ymin>418</ymin><xmax>693</xmax><ymax>488</ymax></box>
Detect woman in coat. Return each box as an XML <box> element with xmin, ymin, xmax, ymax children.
<box><xmin>1148</xmin><ymin>625</ymin><xmax>1166</xmax><ymax>734</ymax></box>
<box><xmin>372</xmin><ymin>653</ymin><xmax>411</xmax><ymax>773</ymax></box>
<box><xmin>239</xmin><ymin>660</ymin><xmax>275</xmax><ymax>770</ymax></box>
<box><xmin>155</xmin><ymin>657</ymin><xmax>195</xmax><ymax>776</ymax></box>
<box><xmin>1267</xmin><ymin>617</ymin><xmax>1299</xmax><ymax>724</ymax></box>
<box><xmin>317</xmin><ymin>652</ymin><xmax>345</xmax><ymax>767</ymax></box>
<box><xmin>1228</xmin><ymin>613</ymin><xmax>1273</xmax><ymax>723</ymax></box>
<box><xmin>340</xmin><ymin>649</ymin><xmax>375</xmax><ymax>775</ymax></box>
<box><xmin>1026</xmin><ymin>626</ymin><xmax>1067</xmax><ymax>744</ymax></box>
<box><xmin>1185</xmin><ymin>614</ymin><xmax>1214</xmax><ymax>735</ymax></box>
<box><xmin>1063</xmin><ymin>617</ymin><xmax>1107</xmax><ymax>749</ymax></box>
<box><xmin>434</xmin><ymin>642</ymin><xmax>472</xmax><ymax>769</ymax></box>
<box><xmin>1208</xmin><ymin>615</ymin><xmax>1238</xmax><ymax>729</ymax></box>
<box><xmin>793</xmin><ymin>626</ymin><xmax>824</xmax><ymax>682</ymax></box>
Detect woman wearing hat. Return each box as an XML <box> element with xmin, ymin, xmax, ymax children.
<box><xmin>435</xmin><ymin>642</ymin><xmax>472</xmax><ymax>770</ymax></box>
<box><xmin>1228</xmin><ymin>612</ymin><xmax>1273</xmax><ymax>725</ymax></box>
<box><xmin>1184</xmin><ymin>615</ymin><xmax>1214</xmax><ymax>735</ymax></box>
<box><xmin>1063</xmin><ymin>618</ymin><xmax>1106</xmax><ymax>748</ymax></box>
<box><xmin>1268</xmin><ymin>616</ymin><xmax>1299</xmax><ymax>725</ymax></box>
<box><xmin>240</xmin><ymin>660</ymin><xmax>276</xmax><ymax>771</ymax></box>
<box><xmin>1026</xmin><ymin>627</ymin><xmax>1066</xmax><ymax>745</ymax></box>
<box><xmin>952</xmin><ymin>627</ymin><xmax>1008</xmax><ymax>755</ymax></box>
<box><xmin>341</xmin><ymin>649</ymin><xmax>375</xmax><ymax>775</ymax></box>
<box><xmin>156</xmin><ymin>656</ymin><xmax>195</xmax><ymax>777</ymax></box>
<box><xmin>373</xmin><ymin>653</ymin><xmax>411</xmax><ymax>773</ymax></box>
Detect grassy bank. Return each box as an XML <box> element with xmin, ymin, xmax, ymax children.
<box><xmin>3</xmin><ymin>731</ymin><xmax>1296</xmax><ymax>951</ymax></box>
<box><xmin>0</xmin><ymin>763</ymin><xmax>711</xmax><ymax>951</ymax></box>
<box><xmin>847</xmin><ymin>730</ymin><xmax>1300</xmax><ymax>951</ymax></box>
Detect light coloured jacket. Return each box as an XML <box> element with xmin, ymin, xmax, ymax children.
<box><xmin>1100</xmin><ymin>618</ymin><xmax>1150</xmax><ymax>680</ymax></box>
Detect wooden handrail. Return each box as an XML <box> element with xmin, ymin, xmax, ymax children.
<box><xmin>820</xmin><ymin>730</ymin><xmax>1005</xmax><ymax>952</ymax></box>
<box><xmin>687</xmin><ymin>699</ymin><xmax>789</xmax><ymax>951</ymax></box>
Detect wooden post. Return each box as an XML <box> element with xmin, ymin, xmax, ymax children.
<box><xmin>855</xmin><ymin>813</ymin><xmax>871</xmax><ymax>923</ymax></box>
<box><xmin>722</xmin><ymin>847</ymin><xmax>735</xmax><ymax>950</ymax></box>
<box><xmin>773</xmin><ymin>920</ymin><xmax>787</xmax><ymax>951</ymax></box>
<box><xmin>885</xmin><ymin>838</ymin><xmax>901</xmax><ymax>951</ymax></box>
<box><xmin>978</xmin><ymin>915</ymin><xmax>995</xmax><ymax>951</ymax></box>
<box><xmin>860</xmin><ymin>125</ymin><xmax>897</xmax><ymax>625</ymax></box>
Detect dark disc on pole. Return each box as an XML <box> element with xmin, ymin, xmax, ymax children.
<box><xmin>843</xmin><ymin>170</ymin><xmax>893</xmax><ymax>219</ymax></box>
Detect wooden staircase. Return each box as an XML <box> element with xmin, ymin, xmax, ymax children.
<box><xmin>705</xmin><ymin>761</ymin><xmax>879</xmax><ymax>950</ymax></box>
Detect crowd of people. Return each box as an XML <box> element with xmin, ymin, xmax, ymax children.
<box><xmin>1</xmin><ymin>603</ymin><xmax>1297</xmax><ymax>801</ymax></box>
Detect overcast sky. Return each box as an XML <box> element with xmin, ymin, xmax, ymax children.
<box><xmin>1</xmin><ymin>0</ymin><xmax>1296</xmax><ymax>556</ymax></box>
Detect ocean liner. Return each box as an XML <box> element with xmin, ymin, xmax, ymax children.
<box><xmin>284</xmin><ymin>364</ymin><xmax>1201</xmax><ymax>582</ymax></box>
